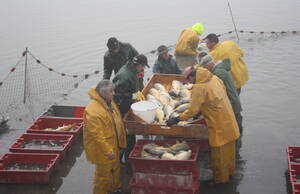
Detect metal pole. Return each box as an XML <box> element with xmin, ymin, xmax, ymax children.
<box><xmin>227</xmin><ymin>1</ymin><xmax>240</xmax><ymax>42</ymax></box>
<box><xmin>23</xmin><ymin>48</ymin><xmax>28</xmax><ymax>104</ymax></box>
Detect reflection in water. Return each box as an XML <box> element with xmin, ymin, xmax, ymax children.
<box><xmin>0</xmin><ymin>135</ymin><xmax>84</xmax><ymax>194</ymax></box>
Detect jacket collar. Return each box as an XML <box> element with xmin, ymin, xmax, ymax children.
<box><xmin>88</xmin><ymin>86</ymin><xmax>112</xmax><ymax>112</ymax></box>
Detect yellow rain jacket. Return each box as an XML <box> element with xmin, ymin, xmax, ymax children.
<box><xmin>175</xmin><ymin>28</ymin><xmax>200</xmax><ymax>56</ymax></box>
<box><xmin>180</xmin><ymin>67</ymin><xmax>240</xmax><ymax>147</ymax></box>
<box><xmin>83</xmin><ymin>87</ymin><xmax>127</xmax><ymax>165</ymax></box>
<box><xmin>209</xmin><ymin>41</ymin><xmax>249</xmax><ymax>89</ymax></box>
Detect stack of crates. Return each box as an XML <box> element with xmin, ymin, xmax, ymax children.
<box><xmin>287</xmin><ymin>146</ymin><xmax>300</xmax><ymax>194</ymax></box>
<box><xmin>129</xmin><ymin>139</ymin><xmax>201</xmax><ymax>194</ymax></box>
<box><xmin>0</xmin><ymin>105</ymin><xmax>85</xmax><ymax>184</ymax></box>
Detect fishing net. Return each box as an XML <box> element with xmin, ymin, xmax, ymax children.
<box><xmin>0</xmin><ymin>50</ymin><xmax>99</xmax><ymax>128</ymax></box>
<box><xmin>0</xmin><ymin>30</ymin><xmax>299</xmax><ymax>129</ymax></box>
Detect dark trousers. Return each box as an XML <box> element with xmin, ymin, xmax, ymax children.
<box><xmin>119</xmin><ymin>104</ymin><xmax>136</xmax><ymax>164</ymax></box>
<box><xmin>235</xmin><ymin>112</ymin><xmax>243</xmax><ymax>135</ymax></box>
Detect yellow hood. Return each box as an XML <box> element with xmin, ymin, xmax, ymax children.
<box><xmin>88</xmin><ymin>86</ymin><xmax>101</xmax><ymax>102</ymax></box>
<box><xmin>195</xmin><ymin>67</ymin><xmax>213</xmax><ymax>84</ymax></box>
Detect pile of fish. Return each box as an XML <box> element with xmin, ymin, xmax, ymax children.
<box><xmin>141</xmin><ymin>140</ymin><xmax>192</xmax><ymax>160</ymax></box>
<box><xmin>5</xmin><ymin>163</ymin><xmax>48</xmax><ymax>171</ymax></box>
<box><xmin>22</xmin><ymin>140</ymin><xmax>65</xmax><ymax>150</ymax></box>
<box><xmin>44</xmin><ymin>123</ymin><xmax>78</xmax><ymax>131</ymax></box>
<box><xmin>146</xmin><ymin>80</ymin><xmax>193</xmax><ymax>126</ymax></box>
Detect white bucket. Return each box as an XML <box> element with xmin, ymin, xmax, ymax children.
<box><xmin>131</xmin><ymin>101</ymin><xmax>159</xmax><ymax>123</ymax></box>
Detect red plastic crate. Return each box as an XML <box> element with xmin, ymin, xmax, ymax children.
<box><xmin>74</xmin><ymin>106</ymin><xmax>85</xmax><ymax>118</ymax></box>
<box><xmin>27</xmin><ymin>117</ymin><xmax>83</xmax><ymax>139</ymax></box>
<box><xmin>130</xmin><ymin>175</ymin><xmax>199</xmax><ymax>194</ymax></box>
<box><xmin>288</xmin><ymin>147</ymin><xmax>300</xmax><ymax>165</ymax></box>
<box><xmin>134</xmin><ymin>169</ymin><xmax>199</xmax><ymax>188</ymax></box>
<box><xmin>129</xmin><ymin>139</ymin><xmax>200</xmax><ymax>175</ymax></box>
<box><xmin>292</xmin><ymin>183</ymin><xmax>300</xmax><ymax>194</ymax></box>
<box><xmin>0</xmin><ymin>153</ymin><xmax>59</xmax><ymax>184</ymax></box>
<box><xmin>289</xmin><ymin>164</ymin><xmax>300</xmax><ymax>183</ymax></box>
<box><xmin>9</xmin><ymin>133</ymin><xmax>74</xmax><ymax>160</ymax></box>
<box><xmin>43</xmin><ymin>105</ymin><xmax>85</xmax><ymax>118</ymax></box>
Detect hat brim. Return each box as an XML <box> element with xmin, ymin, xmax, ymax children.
<box><xmin>157</xmin><ymin>48</ymin><xmax>170</xmax><ymax>56</ymax></box>
<box><xmin>143</xmin><ymin>63</ymin><xmax>150</xmax><ymax>68</ymax></box>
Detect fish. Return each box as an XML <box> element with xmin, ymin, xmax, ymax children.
<box><xmin>155</xmin><ymin>107</ymin><xmax>165</xmax><ymax>124</ymax></box>
<box><xmin>146</xmin><ymin>94</ymin><xmax>156</xmax><ymax>101</ymax></box>
<box><xmin>141</xmin><ymin>141</ymin><xmax>192</xmax><ymax>160</ymax></box>
<box><xmin>168</xmin><ymin>89</ymin><xmax>177</xmax><ymax>97</ymax></box>
<box><xmin>161</xmin><ymin>152</ymin><xmax>176</xmax><ymax>160</ymax></box>
<box><xmin>182</xmin><ymin>83</ymin><xmax>193</xmax><ymax>90</ymax></box>
<box><xmin>294</xmin><ymin>157</ymin><xmax>300</xmax><ymax>163</ymax></box>
<box><xmin>163</xmin><ymin>105</ymin><xmax>173</xmax><ymax>120</ymax></box>
<box><xmin>170</xmin><ymin>140</ymin><xmax>191</xmax><ymax>152</ymax></box>
<box><xmin>143</xmin><ymin>143</ymin><xmax>171</xmax><ymax>156</ymax></box>
<box><xmin>169</xmin><ymin>111</ymin><xmax>179</xmax><ymax>119</ymax></box>
<box><xmin>174</xmin><ymin>150</ymin><xmax>192</xmax><ymax>160</ymax></box>
<box><xmin>174</xmin><ymin>103</ymin><xmax>190</xmax><ymax>113</ymax></box>
<box><xmin>177</xmin><ymin>121</ymin><xmax>189</xmax><ymax>126</ymax></box>
<box><xmin>172</xmin><ymin>80</ymin><xmax>183</xmax><ymax>96</ymax></box>
<box><xmin>149</xmin><ymin>88</ymin><xmax>160</xmax><ymax>99</ymax></box>
<box><xmin>179</xmin><ymin>97</ymin><xmax>190</xmax><ymax>104</ymax></box>
<box><xmin>169</xmin><ymin>99</ymin><xmax>181</xmax><ymax>109</ymax></box>
<box><xmin>179</xmin><ymin>89</ymin><xmax>191</xmax><ymax>98</ymax></box>
<box><xmin>161</xmin><ymin>150</ymin><xmax>191</xmax><ymax>160</ymax></box>
<box><xmin>141</xmin><ymin>150</ymin><xmax>159</xmax><ymax>159</ymax></box>
<box><xmin>154</xmin><ymin>83</ymin><xmax>167</xmax><ymax>92</ymax></box>
<box><xmin>159</xmin><ymin>93</ymin><xmax>171</xmax><ymax>106</ymax></box>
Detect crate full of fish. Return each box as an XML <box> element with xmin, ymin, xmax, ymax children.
<box><xmin>43</xmin><ymin>105</ymin><xmax>85</xmax><ymax>118</ymax></box>
<box><xmin>0</xmin><ymin>153</ymin><xmax>59</xmax><ymax>184</ymax></box>
<box><xmin>27</xmin><ymin>117</ymin><xmax>83</xmax><ymax>138</ymax></box>
<box><xmin>287</xmin><ymin>147</ymin><xmax>300</xmax><ymax>165</ymax></box>
<box><xmin>9</xmin><ymin>133</ymin><xmax>74</xmax><ymax>160</ymax></box>
<box><xmin>129</xmin><ymin>139</ymin><xmax>201</xmax><ymax>175</ymax></box>
<box><xmin>124</xmin><ymin>74</ymin><xmax>208</xmax><ymax>139</ymax></box>
<box><xmin>130</xmin><ymin>175</ymin><xmax>199</xmax><ymax>194</ymax></box>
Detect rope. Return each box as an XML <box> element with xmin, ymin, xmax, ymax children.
<box><xmin>0</xmin><ymin>29</ymin><xmax>299</xmax><ymax>127</ymax></box>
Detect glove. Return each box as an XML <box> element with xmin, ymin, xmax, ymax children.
<box><xmin>132</xmin><ymin>91</ymin><xmax>145</xmax><ymax>101</ymax></box>
<box><xmin>166</xmin><ymin>116</ymin><xmax>180</xmax><ymax>126</ymax></box>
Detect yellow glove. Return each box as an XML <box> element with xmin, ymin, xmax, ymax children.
<box><xmin>132</xmin><ymin>91</ymin><xmax>145</xmax><ymax>101</ymax></box>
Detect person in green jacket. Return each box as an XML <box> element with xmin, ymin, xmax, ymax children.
<box><xmin>153</xmin><ymin>45</ymin><xmax>181</xmax><ymax>74</ymax></box>
<box><xmin>103</xmin><ymin>37</ymin><xmax>139</xmax><ymax>80</ymax></box>
<box><xmin>103</xmin><ymin>37</ymin><xmax>145</xmax><ymax>90</ymax></box>
<box><xmin>198</xmin><ymin>54</ymin><xmax>243</xmax><ymax>134</ymax></box>
<box><xmin>113</xmin><ymin>54</ymin><xmax>149</xmax><ymax>163</ymax></box>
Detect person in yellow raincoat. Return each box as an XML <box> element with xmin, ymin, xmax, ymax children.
<box><xmin>167</xmin><ymin>67</ymin><xmax>240</xmax><ymax>183</ymax></box>
<box><xmin>83</xmin><ymin>80</ymin><xmax>127</xmax><ymax>194</ymax></box>
<box><xmin>174</xmin><ymin>23</ymin><xmax>204</xmax><ymax>70</ymax></box>
<box><xmin>205</xmin><ymin>33</ymin><xmax>249</xmax><ymax>95</ymax></box>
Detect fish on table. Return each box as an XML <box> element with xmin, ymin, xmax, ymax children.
<box><xmin>146</xmin><ymin>80</ymin><xmax>195</xmax><ymax>125</ymax></box>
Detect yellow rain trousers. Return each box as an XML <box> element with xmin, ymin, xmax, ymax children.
<box><xmin>211</xmin><ymin>141</ymin><xmax>236</xmax><ymax>183</ymax></box>
<box><xmin>93</xmin><ymin>158</ymin><xmax>121</xmax><ymax>194</ymax></box>
<box><xmin>209</xmin><ymin>41</ymin><xmax>249</xmax><ymax>89</ymax></box>
<box><xmin>179</xmin><ymin>67</ymin><xmax>240</xmax><ymax>182</ymax></box>
<box><xmin>83</xmin><ymin>87</ymin><xmax>127</xmax><ymax>194</ymax></box>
